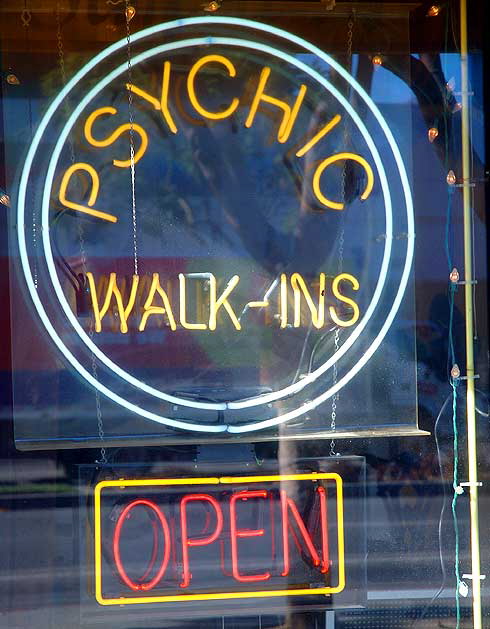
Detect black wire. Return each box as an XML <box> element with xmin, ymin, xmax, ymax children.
<box><xmin>410</xmin><ymin>393</ymin><xmax>452</xmax><ymax>627</ymax></box>
<box><xmin>475</xmin><ymin>388</ymin><xmax>490</xmax><ymax>418</ymax></box>
<box><xmin>409</xmin><ymin>381</ymin><xmax>490</xmax><ymax>624</ymax></box>
<box><xmin>291</xmin><ymin>322</ymin><xmax>313</xmax><ymax>385</ymax></box>
<box><xmin>50</xmin><ymin>207</ymin><xmax>81</xmax><ymax>291</ymax></box>
<box><xmin>449</xmin><ymin>0</ymin><xmax>460</xmax><ymax>54</ymax></box>
<box><xmin>308</xmin><ymin>326</ymin><xmax>338</xmax><ymax>374</ymax></box>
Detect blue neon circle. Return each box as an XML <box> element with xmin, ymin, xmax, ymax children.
<box><xmin>43</xmin><ymin>38</ymin><xmax>392</xmax><ymax>408</ymax></box>
<box><xmin>18</xmin><ymin>17</ymin><xmax>414</xmax><ymax>433</ymax></box>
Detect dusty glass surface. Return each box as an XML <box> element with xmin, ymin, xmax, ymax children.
<box><xmin>0</xmin><ymin>1</ymin><xmax>489</xmax><ymax>628</ymax></box>
<box><xmin>7</xmin><ymin>7</ymin><xmax>419</xmax><ymax>446</ymax></box>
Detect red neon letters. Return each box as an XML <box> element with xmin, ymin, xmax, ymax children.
<box><xmin>280</xmin><ymin>488</ymin><xmax>329</xmax><ymax>576</ymax></box>
<box><xmin>113</xmin><ymin>487</ymin><xmax>329</xmax><ymax>592</ymax></box>
<box><xmin>180</xmin><ymin>493</ymin><xmax>223</xmax><ymax>588</ymax></box>
<box><xmin>113</xmin><ymin>499</ymin><xmax>171</xmax><ymax>591</ymax></box>
<box><xmin>230</xmin><ymin>490</ymin><xmax>271</xmax><ymax>582</ymax></box>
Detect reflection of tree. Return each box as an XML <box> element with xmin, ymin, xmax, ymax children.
<box><xmin>138</xmin><ymin>62</ymin><xmax>347</xmax><ymax>276</ymax></box>
<box><xmin>379</xmin><ymin>53</ymin><xmax>485</xmax><ymax>223</ymax></box>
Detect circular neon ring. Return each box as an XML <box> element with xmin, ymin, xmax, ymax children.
<box><xmin>42</xmin><ymin>39</ymin><xmax>392</xmax><ymax>408</ymax></box>
<box><xmin>17</xmin><ymin>18</ymin><xmax>414</xmax><ymax>433</ymax></box>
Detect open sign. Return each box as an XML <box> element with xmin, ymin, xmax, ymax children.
<box><xmin>94</xmin><ymin>472</ymin><xmax>345</xmax><ymax>605</ymax></box>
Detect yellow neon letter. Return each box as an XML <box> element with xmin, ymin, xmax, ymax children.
<box><xmin>84</xmin><ymin>106</ymin><xmax>148</xmax><ymax>168</ymax></box>
<box><xmin>160</xmin><ymin>62</ymin><xmax>177</xmax><ymax>132</ymax></box>
<box><xmin>126</xmin><ymin>62</ymin><xmax>177</xmax><ymax>134</ymax></box>
<box><xmin>280</xmin><ymin>273</ymin><xmax>288</xmax><ymax>329</ymax></box>
<box><xmin>187</xmin><ymin>55</ymin><xmax>239</xmax><ymax>120</ymax></box>
<box><xmin>245</xmin><ymin>67</ymin><xmax>307</xmax><ymax>143</ymax></box>
<box><xmin>87</xmin><ymin>272</ymin><xmax>139</xmax><ymax>333</ymax></box>
<box><xmin>329</xmin><ymin>273</ymin><xmax>360</xmax><ymax>327</ymax></box>
<box><xmin>295</xmin><ymin>115</ymin><xmax>342</xmax><ymax>157</ymax></box>
<box><xmin>291</xmin><ymin>273</ymin><xmax>325</xmax><ymax>329</ymax></box>
<box><xmin>139</xmin><ymin>273</ymin><xmax>176</xmax><ymax>331</ymax></box>
<box><xmin>59</xmin><ymin>163</ymin><xmax>117</xmax><ymax>223</ymax></box>
<box><xmin>209</xmin><ymin>275</ymin><xmax>241</xmax><ymax>331</ymax></box>
<box><xmin>312</xmin><ymin>152</ymin><xmax>374</xmax><ymax>211</ymax></box>
<box><xmin>178</xmin><ymin>274</ymin><xmax>207</xmax><ymax>330</ymax></box>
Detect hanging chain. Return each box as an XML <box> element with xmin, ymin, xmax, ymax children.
<box><xmin>22</xmin><ymin>1</ymin><xmax>37</xmax><ymax>289</ymax></box>
<box><xmin>56</xmin><ymin>4</ymin><xmax>107</xmax><ymax>464</ymax></box>
<box><xmin>330</xmin><ymin>328</ymin><xmax>340</xmax><ymax>456</ymax></box>
<box><xmin>56</xmin><ymin>9</ymin><xmax>75</xmax><ymax>166</ymax></box>
<box><xmin>346</xmin><ymin>13</ymin><xmax>354</xmax><ymax>73</ymax></box>
<box><xmin>21</xmin><ymin>0</ymin><xmax>31</xmax><ymax>28</ymax></box>
<box><xmin>330</xmin><ymin>222</ymin><xmax>343</xmax><ymax>456</ymax></box>
<box><xmin>94</xmin><ymin>380</ymin><xmax>106</xmax><ymax>463</ymax></box>
<box><xmin>341</xmin><ymin>13</ymin><xmax>354</xmax><ymax>209</ymax></box>
<box><xmin>125</xmin><ymin>0</ymin><xmax>138</xmax><ymax>276</ymax></box>
<box><xmin>330</xmin><ymin>12</ymin><xmax>354</xmax><ymax>456</ymax></box>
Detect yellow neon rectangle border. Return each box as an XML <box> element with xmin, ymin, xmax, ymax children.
<box><xmin>94</xmin><ymin>472</ymin><xmax>345</xmax><ymax>605</ymax></box>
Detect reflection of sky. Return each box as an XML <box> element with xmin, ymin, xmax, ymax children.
<box><xmin>296</xmin><ymin>52</ymin><xmax>484</xmax><ymax>162</ymax></box>
<box><xmin>370</xmin><ymin>62</ymin><xmax>415</xmax><ymax>105</ymax></box>
<box><xmin>297</xmin><ymin>52</ymin><xmax>416</xmax><ymax>105</ymax></box>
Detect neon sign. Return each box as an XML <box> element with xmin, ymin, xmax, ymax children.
<box><xmin>17</xmin><ymin>17</ymin><xmax>414</xmax><ymax>436</ymax></box>
<box><xmin>94</xmin><ymin>472</ymin><xmax>344</xmax><ymax>604</ymax></box>
<box><xmin>85</xmin><ymin>271</ymin><xmax>360</xmax><ymax>333</ymax></box>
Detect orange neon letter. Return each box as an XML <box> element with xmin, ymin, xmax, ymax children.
<box><xmin>229</xmin><ymin>490</ymin><xmax>271</xmax><ymax>583</ymax></box>
<box><xmin>312</xmin><ymin>152</ymin><xmax>374</xmax><ymax>211</ymax></box>
<box><xmin>208</xmin><ymin>274</ymin><xmax>241</xmax><ymax>331</ymax></box>
<box><xmin>87</xmin><ymin>272</ymin><xmax>139</xmax><ymax>333</ymax></box>
<box><xmin>291</xmin><ymin>273</ymin><xmax>326</xmax><ymax>329</ymax></box>
<box><xmin>295</xmin><ymin>114</ymin><xmax>342</xmax><ymax>157</ymax></box>
<box><xmin>178</xmin><ymin>273</ymin><xmax>207</xmax><ymax>330</ymax></box>
<box><xmin>329</xmin><ymin>272</ymin><xmax>360</xmax><ymax>327</ymax></box>
<box><xmin>245</xmin><ymin>67</ymin><xmax>307</xmax><ymax>143</ymax></box>
<box><xmin>187</xmin><ymin>55</ymin><xmax>239</xmax><ymax>120</ymax></box>
<box><xmin>84</xmin><ymin>106</ymin><xmax>148</xmax><ymax>168</ymax></box>
<box><xmin>139</xmin><ymin>273</ymin><xmax>176</xmax><ymax>331</ymax></box>
<box><xmin>126</xmin><ymin>61</ymin><xmax>177</xmax><ymax>134</ymax></box>
<box><xmin>280</xmin><ymin>273</ymin><xmax>288</xmax><ymax>328</ymax></box>
<box><xmin>59</xmin><ymin>162</ymin><xmax>117</xmax><ymax>223</ymax></box>
<box><xmin>280</xmin><ymin>488</ymin><xmax>329</xmax><ymax>576</ymax></box>
<box><xmin>180</xmin><ymin>494</ymin><xmax>223</xmax><ymax>588</ymax></box>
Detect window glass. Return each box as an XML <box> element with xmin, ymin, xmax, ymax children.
<box><xmin>0</xmin><ymin>2</ymin><xmax>488</xmax><ymax>628</ymax></box>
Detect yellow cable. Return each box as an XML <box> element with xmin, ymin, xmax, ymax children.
<box><xmin>459</xmin><ymin>1</ymin><xmax>482</xmax><ymax>627</ymax></box>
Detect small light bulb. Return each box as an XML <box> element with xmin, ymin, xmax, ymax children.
<box><xmin>6</xmin><ymin>73</ymin><xmax>20</xmax><ymax>85</ymax></box>
<box><xmin>428</xmin><ymin>127</ymin><xmax>438</xmax><ymax>143</ymax></box>
<box><xmin>125</xmin><ymin>5</ymin><xmax>136</xmax><ymax>21</ymax></box>
<box><xmin>459</xmin><ymin>581</ymin><xmax>469</xmax><ymax>597</ymax></box>
<box><xmin>0</xmin><ymin>193</ymin><xmax>10</xmax><ymax>206</ymax></box>
<box><xmin>449</xmin><ymin>268</ymin><xmax>460</xmax><ymax>283</ymax></box>
<box><xmin>203</xmin><ymin>0</ymin><xmax>221</xmax><ymax>11</ymax></box>
<box><xmin>372</xmin><ymin>55</ymin><xmax>383</xmax><ymax>66</ymax></box>
<box><xmin>427</xmin><ymin>5</ymin><xmax>441</xmax><ymax>17</ymax></box>
<box><xmin>451</xmin><ymin>364</ymin><xmax>461</xmax><ymax>380</ymax></box>
<box><xmin>446</xmin><ymin>170</ymin><xmax>457</xmax><ymax>185</ymax></box>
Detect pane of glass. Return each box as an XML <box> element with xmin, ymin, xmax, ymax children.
<box><xmin>0</xmin><ymin>2</ymin><xmax>488</xmax><ymax>628</ymax></box>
